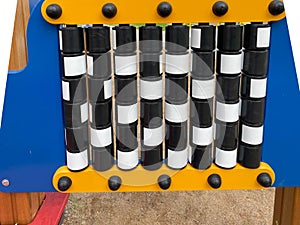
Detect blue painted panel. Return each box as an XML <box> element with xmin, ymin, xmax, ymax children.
<box><xmin>0</xmin><ymin>0</ymin><xmax>65</xmax><ymax>192</ymax></box>
<box><xmin>263</xmin><ymin>18</ymin><xmax>300</xmax><ymax>187</ymax></box>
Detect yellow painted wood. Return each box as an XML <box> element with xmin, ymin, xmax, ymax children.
<box><xmin>41</xmin><ymin>0</ymin><xmax>285</xmax><ymax>25</ymax></box>
<box><xmin>52</xmin><ymin>162</ymin><xmax>275</xmax><ymax>192</ymax></box>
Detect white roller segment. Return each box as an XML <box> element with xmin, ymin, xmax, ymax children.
<box><xmin>67</xmin><ymin>149</ymin><xmax>89</xmax><ymax>171</ymax></box>
<box><xmin>215</xmin><ymin>148</ymin><xmax>237</xmax><ymax>169</ymax></box>
<box><xmin>256</xmin><ymin>27</ymin><xmax>271</xmax><ymax>48</ymax></box>
<box><xmin>115</xmin><ymin>55</ymin><xmax>137</xmax><ymax>75</ymax></box>
<box><xmin>90</xmin><ymin>126</ymin><xmax>112</xmax><ymax>147</ymax></box>
<box><xmin>167</xmin><ymin>148</ymin><xmax>188</xmax><ymax>169</ymax></box>
<box><xmin>62</xmin><ymin>81</ymin><xmax>70</xmax><ymax>101</ymax></box>
<box><xmin>143</xmin><ymin>126</ymin><xmax>163</xmax><ymax>146</ymax></box>
<box><xmin>192</xmin><ymin>78</ymin><xmax>215</xmax><ymax>99</ymax></box>
<box><xmin>80</xmin><ymin>102</ymin><xmax>88</xmax><ymax>123</ymax></box>
<box><xmin>191</xmin><ymin>28</ymin><xmax>201</xmax><ymax>49</ymax></box>
<box><xmin>117</xmin><ymin>103</ymin><xmax>138</xmax><ymax>124</ymax></box>
<box><xmin>165</xmin><ymin>102</ymin><xmax>188</xmax><ymax>123</ymax></box>
<box><xmin>140</xmin><ymin>79</ymin><xmax>163</xmax><ymax>100</ymax></box>
<box><xmin>250</xmin><ymin>78</ymin><xmax>267</xmax><ymax>98</ymax></box>
<box><xmin>241</xmin><ymin>124</ymin><xmax>264</xmax><ymax>145</ymax></box>
<box><xmin>104</xmin><ymin>79</ymin><xmax>112</xmax><ymax>99</ymax></box>
<box><xmin>192</xmin><ymin>126</ymin><xmax>213</xmax><ymax>146</ymax></box>
<box><xmin>64</xmin><ymin>55</ymin><xmax>86</xmax><ymax>77</ymax></box>
<box><xmin>0</xmin><ymin>0</ymin><xmax>19</xmax><ymax>126</ymax></box>
<box><xmin>215</xmin><ymin>101</ymin><xmax>239</xmax><ymax>122</ymax></box>
<box><xmin>165</xmin><ymin>53</ymin><xmax>189</xmax><ymax>74</ymax></box>
<box><xmin>87</xmin><ymin>55</ymin><xmax>93</xmax><ymax>75</ymax></box>
<box><xmin>220</xmin><ymin>53</ymin><xmax>242</xmax><ymax>74</ymax></box>
<box><xmin>117</xmin><ymin>148</ymin><xmax>139</xmax><ymax>170</ymax></box>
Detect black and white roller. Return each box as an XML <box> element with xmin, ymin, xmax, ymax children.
<box><xmin>60</xmin><ymin>25</ymin><xmax>89</xmax><ymax>171</ymax></box>
<box><xmin>189</xmin><ymin>23</ymin><xmax>216</xmax><ymax>170</ymax></box>
<box><xmin>86</xmin><ymin>24</ymin><xmax>114</xmax><ymax>172</ymax></box>
<box><xmin>139</xmin><ymin>24</ymin><xmax>163</xmax><ymax>170</ymax></box>
<box><xmin>238</xmin><ymin>23</ymin><xmax>271</xmax><ymax>168</ymax></box>
<box><xmin>214</xmin><ymin>23</ymin><xmax>243</xmax><ymax>169</ymax></box>
<box><xmin>165</xmin><ymin>24</ymin><xmax>189</xmax><ymax>169</ymax></box>
<box><xmin>113</xmin><ymin>25</ymin><xmax>138</xmax><ymax>170</ymax></box>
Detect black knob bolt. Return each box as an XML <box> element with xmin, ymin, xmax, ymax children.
<box><xmin>108</xmin><ymin>176</ymin><xmax>122</xmax><ymax>191</ymax></box>
<box><xmin>268</xmin><ymin>0</ymin><xmax>284</xmax><ymax>15</ymax></box>
<box><xmin>58</xmin><ymin>176</ymin><xmax>72</xmax><ymax>191</ymax></box>
<box><xmin>257</xmin><ymin>173</ymin><xmax>272</xmax><ymax>187</ymax></box>
<box><xmin>46</xmin><ymin>4</ymin><xmax>62</xmax><ymax>19</ymax></box>
<box><xmin>102</xmin><ymin>3</ymin><xmax>117</xmax><ymax>18</ymax></box>
<box><xmin>158</xmin><ymin>174</ymin><xmax>171</xmax><ymax>190</ymax></box>
<box><xmin>157</xmin><ymin>2</ymin><xmax>172</xmax><ymax>18</ymax></box>
<box><xmin>208</xmin><ymin>174</ymin><xmax>222</xmax><ymax>189</ymax></box>
<box><xmin>212</xmin><ymin>1</ymin><xmax>228</xmax><ymax>16</ymax></box>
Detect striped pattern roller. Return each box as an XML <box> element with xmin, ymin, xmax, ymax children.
<box><xmin>86</xmin><ymin>25</ymin><xmax>114</xmax><ymax>171</ymax></box>
<box><xmin>189</xmin><ymin>23</ymin><xmax>216</xmax><ymax>170</ymax></box>
<box><xmin>60</xmin><ymin>25</ymin><xmax>89</xmax><ymax>171</ymax></box>
<box><xmin>165</xmin><ymin>24</ymin><xmax>189</xmax><ymax>169</ymax></box>
<box><xmin>238</xmin><ymin>23</ymin><xmax>271</xmax><ymax>168</ymax></box>
<box><xmin>113</xmin><ymin>25</ymin><xmax>139</xmax><ymax>170</ymax></box>
<box><xmin>214</xmin><ymin>23</ymin><xmax>243</xmax><ymax>169</ymax></box>
<box><xmin>139</xmin><ymin>24</ymin><xmax>163</xmax><ymax>170</ymax></box>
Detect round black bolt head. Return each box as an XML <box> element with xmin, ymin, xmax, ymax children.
<box><xmin>157</xmin><ymin>2</ymin><xmax>172</xmax><ymax>18</ymax></box>
<box><xmin>158</xmin><ymin>174</ymin><xmax>171</xmax><ymax>190</ymax></box>
<box><xmin>212</xmin><ymin>1</ymin><xmax>228</xmax><ymax>16</ymax></box>
<box><xmin>46</xmin><ymin>4</ymin><xmax>62</xmax><ymax>19</ymax></box>
<box><xmin>102</xmin><ymin>3</ymin><xmax>117</xmax><ymax>18</ymax></box>
<box><xmin>208</xmin><ymin>174</ymin><xmax>222</xmax><ymax>189</ymax></box>
<box><xmin>108</xmin><ymin>176</ymin><xmax>122</xmax><ymax>191</ymax></box>
<box><xmin>268</xmin><ymin>0</ymin><xmax>285</xmax><ymax>15</ymax></box>
<box><xmin>257</xmin><ymin>173</ymin><xmax>272</xmax><ymax>187</ymax></box>
<box><xmin>58</xmin><ymin>176</ymin><xmax>72</xmax><ymax>191</ymax></box>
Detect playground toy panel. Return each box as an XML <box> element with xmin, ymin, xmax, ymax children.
<box><xmin>0</xmin><ymin>0</ymin><xmax>298</xmax><ymax>193</ymax></box>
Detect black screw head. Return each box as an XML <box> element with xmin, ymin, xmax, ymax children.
<box><xmin>46</xmin><ymin>4</ymin><xmax>62</xmax><ymax>19</ymax></box>
<box><xmin>268</xmin><ymin>0</ymin><xmax>285</xmax><ymax>15</ymax></box>
<box><xmin>208</xmin><ymin>174</ymin><xmax>222</xmax><ymax>189</ymax></box>
<box><xmin>158</xmin><ymin>174</ymin><xmax>171</xmax><ymax>190</ymax></box>
<box><xmin>58</xmin><ymin>176</ymin><xmax>72</xmax><ymax>191</ymax></box>
<box><xmin>257</xmin><ymin>173</ymin><xmax>272</xmax><ymax>187</ymax></box>
<box><xmin>108</xmin><ymin>176</ymin><xmax>122</xmax><ymax>191</ymax></box>
<box><xmin>157</xmin><ymin>2</ymin><xmax>172</xmax><ymax>18</ymax></box>
<box><xmin>212</xmin><ymin>1</ymin><xmax>228</xmax><ymax>16</ymax></box>
<box><xmin>102</xmin><ymin>3</ymin><xmax>117</xmax><ymax>18</ymax></box>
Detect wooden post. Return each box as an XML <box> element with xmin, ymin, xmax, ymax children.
<box><xmin>273</xmin><ymin>187</ymin><xmax>300</xmax><ymax>225</ymax></box>
<box><xmin>0</xmin><ymin>0</ymin><xmax>45</xmax><ymax>224</ymax></box>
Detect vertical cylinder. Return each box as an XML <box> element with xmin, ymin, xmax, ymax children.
<box><xmin>214</xmin><ymin>23</ymin><xmax>243</xmax><ymax>169</ymax></box>
<box><xmin>86</xmin><ymin>25</ymin><xmax>114</xmax><ymax>171</ymax></box>
<box><xmin>113</xmin><ymin>25</ymin><xmax>138</xmax><ymax>170</ymax></box>
<box><xmin>139</xmin><ymin>24</ymin><xmax>163</xmax><ymax>170</ymax></box>
<box><xmin>238</xmin><ymin>23</ymin><xmax>271</xmax><ymax>168</ymax></box>
<box><xmin>189</xmin><ymin>23</ymin><xmax>216</xmax><ymax>170</ymax></box>
<box><xmin>165</xmin><ymin>24</ymin><xmax>189</xmax><ymax>169</ymax></box>
<box><xmin>60</xmin><ymin>25</ymin><xmax>89</xmax><ymax>171</ymax></box>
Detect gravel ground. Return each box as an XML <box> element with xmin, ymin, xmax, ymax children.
<box><xmin>62</xmin><ymin>189</ymin><xmax>275</xmax><ymax>225</ymax></box>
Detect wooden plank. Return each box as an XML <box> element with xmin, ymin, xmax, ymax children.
<box><xmin>0</xmin><ymin>0</ymin><xmax>46</xmax><ymax>224</ymax></box>
<box><xmin>273</xmin><ymin>187</ymin><xmax>300</xmax><ymax>225</ymax></box>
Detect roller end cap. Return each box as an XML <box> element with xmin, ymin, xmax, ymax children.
<box><xmin>268</xmin><ymin>0</ymin><xmax>284</xmax><ymax>15</ymax></box>
<box><xmin>108</xmin><ymin>176</ymin><xmax>122</xmax><ymax>191</ymax></box>
<box><xmin>157</xmin><ymin>2</ymin><xmax>172</xmax><ymax>18</ymax></box>
<box><xmin>158</xmin><ymin>174</ymin><xmax>171</xmax><ymax>190</ymax></box>
<box><xmin>257</xmin><ymin>173</ymin><xmax>272</xmax><ymax>187</ymax></box>
<box><xmin>58</xmin><ymin>176</ymin><xmax>72</xmax><ymax>192</ymax></box>
<box><xmin>46</xmin><ymin>4</ymin><xmax>62</xmax><ymax>19</ymax></box>
<box><xmin>212</xmin><ymin>1</ymin><xmax>228</xmax><ymax>16</ymax></box>
<box><xmin>208</xmin><ymin>174</ymin><xmax>222</xmax><ymax>189</ymax></box>
<box><xmin>102</xmin><ymin>3</ymin><xmax>117</xmax><ymax>18</ymax></box>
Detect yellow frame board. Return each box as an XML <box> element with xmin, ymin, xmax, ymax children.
<box><xmin>42</xmin><ymin>0</ymin><xmax>285</xmax><ymax>24</ymax></box>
